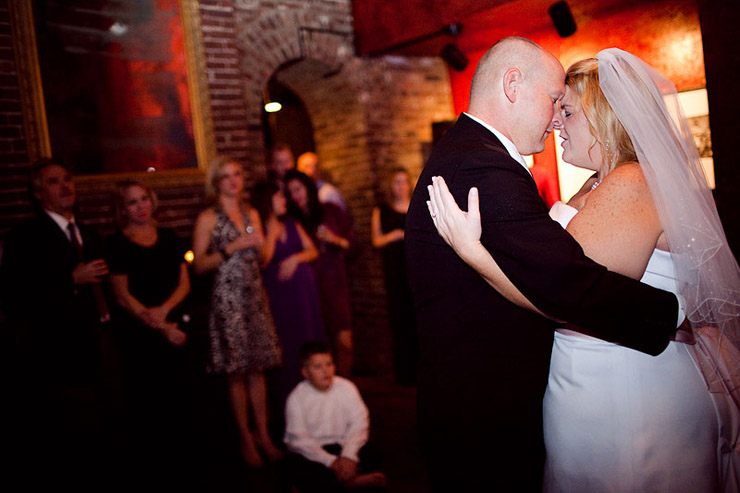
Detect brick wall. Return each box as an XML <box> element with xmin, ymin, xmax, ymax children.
<box><xmin>0</xmin><ymin>0</ymin><xmax>454</xmax><ymax>375</ymax></box>
<box><xmin>200</xmin><ymin>1</ymin><xmax>253</xmax><ymax>168</ymax></box>
<box><xmin>227</xmin><ymin>0</ymin><xmax>453</xmax><ymax>373</ymax></box>
<box><xmin>295</xmin><ymin>56</ymin><xmax>452</xmax><ymax>373</ymax></box>
<box><xmin>0</xmin><ymin>0</ymin><xmax>32</xmax><ymax>239</ymax></box>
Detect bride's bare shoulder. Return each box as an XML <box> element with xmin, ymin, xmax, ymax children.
<box><xmin>595</xmin><ymin>162</ymin><xmax>651</xmax><ymax>200</ymax></box>
<box><xmin>603</xmin><ymin>161</ymin><xmax>645</xmax><ymax>184</ymax></box>
<box><xmin>568</xmin><ymin>161</ymin><xmax>662</xmax><ymax>278</ymax></box>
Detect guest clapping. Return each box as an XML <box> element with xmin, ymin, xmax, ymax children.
<box><xmin>192</xmin><ymin>156</ymin><xmax>283</xmax><ymax>468</ymax></box>
<box><xmin>284</xmin><ymin>170</ymin><xmax>355</xmax><ymax>377</ymax></box>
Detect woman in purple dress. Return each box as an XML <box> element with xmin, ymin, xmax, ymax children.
<box><xmin>284</xmin><ymin>170</ymin><xmax>355</xmax><ymax>377</ymax></box>
<box><xmin>252</xmin><ymin>182</ymin><xmax>325</xmax><ymax>406</ymax></box>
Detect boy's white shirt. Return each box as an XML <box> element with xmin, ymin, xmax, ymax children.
<box><xmin>284</xmin><ymin>376</ymin><xmax>369</xmax><ymax>467</ymax></box>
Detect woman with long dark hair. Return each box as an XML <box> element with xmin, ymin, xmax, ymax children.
<box><xmin>284</xmin><ymin>170</ymin><xmax>355</xmax><ymax>377</ymax></box>
<box><xmin>251</xmin><ymin>181</ymin><xmax>324</xmax><ymax>417</ymax></box>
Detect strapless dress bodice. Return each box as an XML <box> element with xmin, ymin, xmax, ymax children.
<box><xmin>548</xmin><ymin>201</ymin><xmax>678</xmax><ymax>295</ymax></box>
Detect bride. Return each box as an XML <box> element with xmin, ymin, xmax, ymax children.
<box><xmin>427</xmin><ymin>48</ymin><xmax>740</xmax><ymax>492</ymax></box>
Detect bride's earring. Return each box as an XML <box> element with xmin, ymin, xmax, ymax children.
<box><xmin>605</xmin><ymin>139</ymin><xmax>615</xmax><ymax>168</ymax></box>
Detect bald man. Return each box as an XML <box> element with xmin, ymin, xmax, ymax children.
<box><xmin>405</xmin><ymin>37</ymin><xmax>681</xmax><ymax>490</ymax></box>
<box><xmin>297</xmin><ymin>152</ymin><xmax>347</xmax><ymax>211</ymax></box>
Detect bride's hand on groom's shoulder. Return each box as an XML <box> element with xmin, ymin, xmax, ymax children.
<box><xmin>426</xmin><ymin>176</ymin><xmax>483</xmax><ymax>260</ymax></box>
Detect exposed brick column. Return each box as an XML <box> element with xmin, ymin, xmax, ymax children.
<box><xmin>199</xmin><ymin>1</ymin><xmax>253</xmax><ymax>174</ymax></box>
<box><xmin>0</xmin><ymin>0</ymin><xmax>32</xmax><ymax>237</ymax></box>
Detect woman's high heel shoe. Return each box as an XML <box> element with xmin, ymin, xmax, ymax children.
<box><xmin>255</xmin><ymin>434</ymin><xmax>284</xmax><ymax>462</ymax></box>
<box><xmin>240</xmin><ymin>437</ymin><xmax>264</xmax><ymax>468</ymax></box>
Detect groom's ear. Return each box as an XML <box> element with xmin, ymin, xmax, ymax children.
<box><xmin>503</xmin><ymin>68</ymin><xmax>522</xmax><ymax>104</ymax></box>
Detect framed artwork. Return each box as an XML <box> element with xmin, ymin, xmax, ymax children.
<box><xmin>679</xmin><ymin>88</ymin><xmax>714</xmax><ymax>189</ymax></box>
<box><xmin>9</xmin><ymin>0</ymin><xmax>215</xmax><ymax>191</ymax></box>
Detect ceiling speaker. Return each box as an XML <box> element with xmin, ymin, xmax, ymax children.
<box><xmin>441</xmin><ymin>43</ymin><xmax>468</xmax><ymax>72</ymax></box>
<box><xmin>548</xmin><ymin>1</ymin><xmax>577</xmax><ymax>38</ymax></box>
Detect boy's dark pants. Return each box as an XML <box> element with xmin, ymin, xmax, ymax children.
<box><xmin>285</xmin><ymin>442</ymin><xmax>382</xmax><ymax>492</ymax></box>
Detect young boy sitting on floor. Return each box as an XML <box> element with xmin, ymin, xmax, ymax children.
<box><xmin>284</xmin><ymin>341</ymin><xmax>387</xmax><ymax>491</ymax></box>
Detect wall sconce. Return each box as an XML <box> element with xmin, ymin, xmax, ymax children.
<box><xmin>109</xmin><ymin>21</ymin><xmax>128</xmax><ymax>36</ymax></box>
<box><xmin>264</xmin><ymin>101</ymin><xmax>282</xmax><ymax>113</ymax></box>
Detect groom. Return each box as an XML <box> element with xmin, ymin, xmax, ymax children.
<box><xmin>405</xmin><ymin>37</ymin><xmax>684</xmax><ymax>491</ymax></box>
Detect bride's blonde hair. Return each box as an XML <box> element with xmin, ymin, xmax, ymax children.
<box><xmin>565</xmin><ymin>58</ymin><xmax>637</xmax><ymax>179</ymax></box>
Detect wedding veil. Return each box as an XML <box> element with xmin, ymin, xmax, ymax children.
<box><xmin>597</xmin><ymin>48</ymin><xmax>740</xmax><ymax>399</ymax></box>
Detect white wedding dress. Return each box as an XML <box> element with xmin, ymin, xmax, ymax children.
<box><xmin>543</xmin><ymin>201</ymin><xmax>734</xmax><ymax>493</ymax></box>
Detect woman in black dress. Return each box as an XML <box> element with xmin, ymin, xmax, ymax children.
<box><xmin>106</xmin><ymin>179</ymin><xmax>191</xmax><ymax>477</ymax></box>
<box><xmin>371</xmin><ymin>167</ymin><xmax>417</xmax><ymax>385</ymax></box>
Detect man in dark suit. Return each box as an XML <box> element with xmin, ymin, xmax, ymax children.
<box><xmin>405</xmin><ymin>37</ymin><xmax>685</xmax><ymax>491</ymax></box>
<box><xmin>3</xmin><ymin>158</ymin><xmax>111</xmax><ymax>485</ymax></box>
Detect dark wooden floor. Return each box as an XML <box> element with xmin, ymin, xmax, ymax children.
<box><xmin>10</xmin><ymin>374</ymin><xmax>430</xmax><ymax>492</ymax></box>
<box><xmin>354</xmin><ymin>376</ymin><xmax>431</xmax><ymax>493</ymax></box>
<box><xmin>8</xmin><ymin>314</ymin><xmax>430</xmax><ymax>492</ymax></box>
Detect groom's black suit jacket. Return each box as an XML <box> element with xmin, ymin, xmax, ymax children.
<box><xmin>405</xmin><ymin>114</ymin><xmax>679</xmax><ymax>491</ymax></box>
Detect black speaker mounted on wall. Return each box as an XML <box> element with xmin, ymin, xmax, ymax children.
<box><xmin>367</xmin><ymin>23</ymin><xmax>469</xmax><ymax>72</ymax></box>
<box><xmin>549</xmin><ymin>1</ymin><xmax>577</xmax><ymax>38</ymax></box>
<box><xmin>441</xmin><ymin>43</ymin><xmax>468</xmax><ymax>72</ymax></box>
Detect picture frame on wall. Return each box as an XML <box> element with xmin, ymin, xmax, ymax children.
<box><xmin>8</xmin><ymin>0</ymin><xmax>215</xmax><ymax>192</ymax></box>
<box><xmin>679</xmin><ymin>88</ymin><xmax>714</xmax><ymax>189</ymax></box>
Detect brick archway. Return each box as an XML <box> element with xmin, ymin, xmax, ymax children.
<box><xmin>233</xmin><ymin>9</ymin><xmax>358</xmax><ymax>180</ymax></box>
<box><xmin>200</xmin><ymin>0</ymin><xmax>454</xmax><ymax>374</ymax></box>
